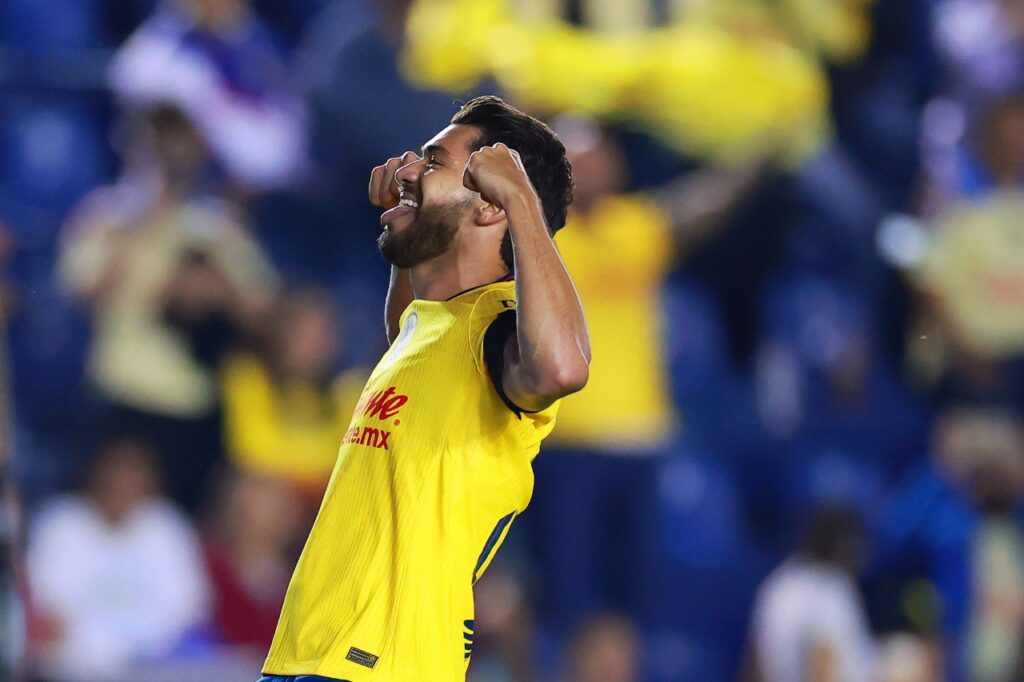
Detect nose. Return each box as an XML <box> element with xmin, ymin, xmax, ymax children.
<box><xmin>395</xmin><ymin>155</ymin><xmax>424</xmax><ymax>189</ymax></box>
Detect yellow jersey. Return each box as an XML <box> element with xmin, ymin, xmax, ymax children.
<box><xmin>552</xmin><ymin>194</ymin><xmax>677</xmax><ymax>451</ymax></box>
<box><xmin>263</xmin><ymin>280</ymin><xmax>558</xmax><ymax>680</ymax></box>
<box><xmin>220</xmin><ymin>354</ymin><xmax>365</xmax><ymax>490</ymax></box>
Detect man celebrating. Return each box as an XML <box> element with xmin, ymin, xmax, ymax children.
<box><xmin>260</xmin><ymin>96</ymin><xmax>589</xmax><ymax>681</ymax></box>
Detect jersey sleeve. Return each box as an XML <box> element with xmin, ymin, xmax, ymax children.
<box><xmin>468</xmin><ymin>287</ymin><xmax>560</xmax><ymax>453</ymax></box>
<box><xmin>468</xmin><ymin>286</ymin><xmax>518</xmax><ymax>378</ymax></box>
<box><xmin>482</xmin><ymin>309</ymin><xmax>527</xmax><ymax>416</ymax></box>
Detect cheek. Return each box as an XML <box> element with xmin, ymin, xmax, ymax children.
<box><xmin>422</xmin><ymin>170</ymin><xmax>473</xmax><ymax>205</ymax></box>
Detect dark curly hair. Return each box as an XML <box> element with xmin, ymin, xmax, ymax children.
<box><xmin>451</xmin><ymin>96</ymin><xmax>574</xmax><ymax>271</ymax></box>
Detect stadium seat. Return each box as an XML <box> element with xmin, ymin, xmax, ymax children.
<box><xmin>760</xmin><ymin>273</ymin><xmax>868</xmax><ymax>373</ymax></box>
<box><xmin>783</xmin><ymin>446</ymin><xmax>889</xmax><ymax>525</ymax></box>
<box><xmin>0</xmin><ymin>95</ymin><xmax>110</xmax><ymax>237</ymax></box>
<box><xmin>0</xmin><ymin>0</ymin><xmax>105</xmax><ymax>50</ymax></box>
<box><xmin>664</xmin><ymin>276</ymin><xmax>764</xmax><ymax>450</ymax></box>
<box><xmin>659</xmin><ymin>453</ymin><xmax>748</xmax><ymax>568</ymax></box>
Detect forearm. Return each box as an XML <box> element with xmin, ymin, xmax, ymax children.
<box><xmin>505</xmin><ymin>192</ymin><xmax>590</xmax><ymax>395</ymax></box>
<box><xmin>656</xmin><ymin>155</ymin><xmax>773</xmax><ymax>251</ymax></box>
<box><xmin>385</xmin><ymin>266</ymin><xmax>413</xmax><ymax>343</ymax></box>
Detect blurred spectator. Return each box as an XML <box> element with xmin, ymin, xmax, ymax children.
<box><xmin>528</xmin><ymin>117</ymin><xmax>770</xmax><ymax>633</ymax></box>
<box><xmin>565</xmin><ymin>612</ymin><xmax>641</xmax><ymax>682</ymax></box>
<box><xmin>0</xmin><ymin>221</ymin><xmax>19</xmax><ymax>677</ymax></box>
<box><xmin>467</xmin><ymin>566</ymin><xmax>537</xmax><ymax>682</ymax></box>
<box><xmin>109</xmin><ymin>0</ymin><xmax>307</xmax><ymax>191</ymax></box>
<box><xmin>1</xmin><ymin>471</ymin><xmax>24</xmax><ymax>679</ymax></box>
<box><xmin>57</xmin><ymin>103</ymin><xmax>278</xmax><ymax>513</ymax></box>
<box><xmin>1</xmin><ymin>0</ymin><xmax>1023</xmax><ymax>678</ymax></box>
<box><xmin>295</xmin><ymin>0</ymin><xmax>486</xmax><ymax>285</ymax></box>
<box><xmin>300</xmin><ymin>0</ymin><xmax>469</xmax><ymax>182</ymax></box>
<box><xmin>876</xmin><ymin>633</ymin><xmax>942</xmax><ymax>682</ymax></box>
<box><xmin>202</xmin><ymin>469</ymin><xmax>306</xmax><ymax>651</ymax></box>
<box><xmin>924</xmin><ymin>89</ymin><xmax>1024</xmax><ymax>212</ymax></box>
<box><xmin>750</xmin><ymin>505</ymin><xmax>875</xmax><ymax>682</ymax></box>
<box><xmin>875</xmin><ymin>406</ymin><xmax>1024</xmax><ymax>679</ymax></box>
<box><xmin>933</xmin><ymin>0</ymin><xmax>1024</xmax><ymax>100</ymax></box>
<box><xmin>909</xmin><ymin>92</ymin><xmax>1024</xmax><ymax>410</ymax></box>
<box><xmin>0</xmin><ymin>220</ymin><xmax>13</xmax><ymax>463</ymax></box>
<box><xmin>25</xmin><ymin>437</ymin><xmax>209</xmax><ymax>680</ymax></box>
<box><xmin>220</xmin><ymin>289</ymin><xmax>364</xmax><ymax>492</ymax></box>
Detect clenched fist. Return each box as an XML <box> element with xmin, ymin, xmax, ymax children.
<box><xmin>462</xmin><ymin>143</ymin><xmax>534</xmax><ymax>210</ymax></box>
<box><xmin>369</xmin><ymin>151</ymin><xmax>420</xmax><ymax>208</ymax></box>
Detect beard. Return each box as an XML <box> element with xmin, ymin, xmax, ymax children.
<box><xmin>377</xmin><ymin>199</ymin><xmax>471</xmax><ymax>268</ymax></box>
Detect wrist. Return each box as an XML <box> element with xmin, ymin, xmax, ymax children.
<box><xmin>501</xmin><ymin>186</ymin><xmax>545</xmax><ymax>226</ymax></box>
<box><xmin>493</xmin><ymin>175</ymin><xmax>534</xmax><ymax>209</ymax></box>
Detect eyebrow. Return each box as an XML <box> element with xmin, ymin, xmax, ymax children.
<box><xmin>421</xmin><ymin>143</ymin><xmax>449</xmax><ymax>160</ymax></box>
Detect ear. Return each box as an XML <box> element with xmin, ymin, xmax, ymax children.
<box><xmin>474</xmin><ymin>200</ymin><xmax>506</xmax><ymax>227</ymax></box>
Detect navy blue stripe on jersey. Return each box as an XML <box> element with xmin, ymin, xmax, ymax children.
<box><xmin>483</xmin><ymin>310</ymin><xmax>524</xmax><ymax>417</ymax></box>
<box><xmin>472</xmin><ymin>512</ymin><xmax>516</xmax><ymax>584</ymax></box>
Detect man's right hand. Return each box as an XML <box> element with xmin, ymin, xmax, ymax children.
<box><xmin>368</xmin><ymin>151</ymin><xmax>420</xmax><ymax>208</ymax></box>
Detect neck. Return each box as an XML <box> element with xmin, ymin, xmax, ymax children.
<box><xmin>408</xmin><ymin>248</ymin><xmax>507</xmax><ymax>302</ymax></box>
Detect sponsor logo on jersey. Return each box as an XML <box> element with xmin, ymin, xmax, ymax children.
<box><xmin>344</xmin><ymin>385</ymin><xmax>408</xmax><ymax>450</ymax></box>
<box><xmin>355</xmin><ymin>385</ymin><xmax>408</xmax><ymax>420</ymax></box>
<box><xmin>341</xmin><ymin>425</ymin><xmax>392</xmax><ymax>450</ymax></box>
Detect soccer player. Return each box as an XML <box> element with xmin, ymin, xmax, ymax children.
<box><xmin>258</xmin><ymin>96</ymin><xmax>589</xmax><ymax>681</ymax></box>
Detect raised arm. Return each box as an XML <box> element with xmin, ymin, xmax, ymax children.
<box><xmin>464</xmin><ymin>143</ymin><xmax>590</xmax><ymax>412</ymax></box>
<box><xmin>652</xmin><ymin>153</ymin><xmax>775</xmax><ymax>254</ymax></box>
<box><xmin>369</xmin><ymin>151</ymin><xmax>419</xmax><ymax>343</ymax></box>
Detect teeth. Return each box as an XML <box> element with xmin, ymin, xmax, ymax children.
<box><xmin>399</xmin><ymin>198</ymin><xmax>419</xmax><ymax>209</ymax></box>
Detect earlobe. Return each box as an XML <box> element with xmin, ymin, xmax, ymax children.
<box><xmin>475</xmin><ymin>202</ymin><xmax>506</xmax><ymax>227</ymax></box>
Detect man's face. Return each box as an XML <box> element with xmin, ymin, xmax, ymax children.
<box><xmin>377</xmin><ymin>124</ymin><xmax>481</xmax><ymax>268</ymax></box>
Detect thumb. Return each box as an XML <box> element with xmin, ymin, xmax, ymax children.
<box><xmin>462</xmin><ymin>163</ymin><xmax>479</xmax><ymax>193</ymax></box>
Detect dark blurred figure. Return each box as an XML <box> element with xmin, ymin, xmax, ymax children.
<box><xmin>299</xmin><ymin>0</ymin><xmax>453</xmax><ymax>194</ymax></box>
<box><xmin>109</xmin><ymin>0</ymin><xmax>307</xmax><ymax>192</ymax></box>
<box><xmin>292</xmin><ymin>0</ymin><xmax>485</xmax><ymax>290</ymax></box>
<box><xmin>923</xmin><ymin>89</ymin><xmax>1024</xmax><ymax>212</ymax></box>
<box><xmin>750</xmin><ymin>506</ymin><xmax>875</xmax><ymax>682</ymax></box>
<box><xmin>202</xmin><ymin>469</ymin><xmax>306</xmax><ymax>651</ymax></box>
<box><xmin>527</xmin><ymin>116</ymin><xmax>769</xmax><ymax>635</ymax></box>
<box><xmin>565</xmin><ymin>612</ymin><xmax>642</xmax><ymax>682</ymax></box>
<box><xmin>57</xmin><ymin>103</ymin><xmax>278</xmax><ymax>513</ymax></box>
<box><xmin>875</xmin><ymin>406</ymin><xmax>1024</xmax><ymax>680</ymax></box>
<box><xmin>0</xmin><ymin>220</ymin><xmax>13</xmax><ymax>463</ymax></box>
<box><xmin>220</xmin><ymin>289</ymin><xmax>365</xmax><ymax>493</ymax></box>
<box><xmin>467</xmin><ymin>566</ymin><xmax>537</xmax><ymax>682</ymax></box>
<box><xmin>24</xmin><ymin>437</ymin><xmax>209</xmax><ymax>680</ymax></box>
<box><xmin>0</xmin><ymin>220</ymin><xmax>20</xmax><ymax>678</ymax></box>
<box><xmin>1</xmin><ymin>471</ymin><xmax>24</xmax><ymax>680</ymax></box>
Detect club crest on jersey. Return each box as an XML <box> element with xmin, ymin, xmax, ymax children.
<box><xmin>343</xmin><ymin>385</ymin><xmax>408</xmax><ymax>451</ymax></box>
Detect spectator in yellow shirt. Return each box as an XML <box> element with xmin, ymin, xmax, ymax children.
<box><xmin>528</xmin><ymin>117</ymin><xmax>771</xmax><ymax>633</ymax></box>
<box><xmin>221</xmin><ymin>289</ymin><xmax>366</xmax><ymax>494</ymax></box>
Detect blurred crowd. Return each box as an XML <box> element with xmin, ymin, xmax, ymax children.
<box><xmin>0</xmin><ymin>0</ymin><xmax>1023</xmax><ymax>680</ymax></box>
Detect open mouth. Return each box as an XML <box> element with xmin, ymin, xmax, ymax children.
<box><xmin>380</xmin><ymin>196</ymin><xmax>419</xmax><ymax>227</ymax></box>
